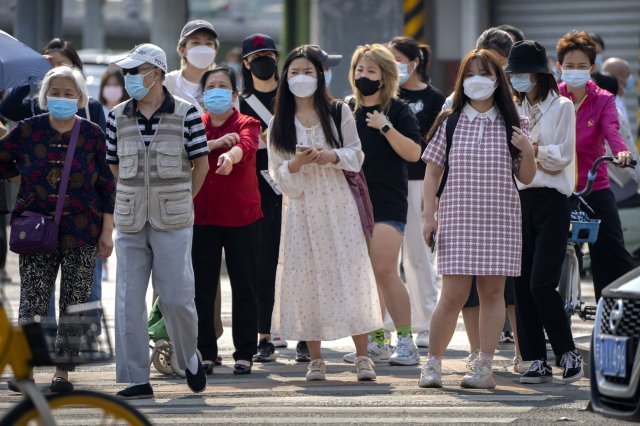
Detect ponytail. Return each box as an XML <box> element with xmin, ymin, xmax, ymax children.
<box><xmin>417</xmin><ymin>44</ymin><xmax>431</xmax><ymax>84</ymax></box>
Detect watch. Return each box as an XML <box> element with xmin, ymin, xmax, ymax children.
<box><xmin>380</xmin><ymin>122</ymin><xmax>393</xmax><ymax>134</ymax></box>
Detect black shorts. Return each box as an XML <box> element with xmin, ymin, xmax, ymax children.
<box><xmin>463</xmin><ymin>277</ymin><xmax>515</xmax><ymax>308</ymax></box>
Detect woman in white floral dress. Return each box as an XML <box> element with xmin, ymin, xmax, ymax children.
<box><xmin>267</xmin><ymin>46</ymin><xmax>382</xmax><ymax>382</ymax></box>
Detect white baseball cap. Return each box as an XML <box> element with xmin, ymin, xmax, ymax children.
<box><xmin>112</xmin><ymin>43</ymin><xmax>167</xmax><ymax>73</ymax></box>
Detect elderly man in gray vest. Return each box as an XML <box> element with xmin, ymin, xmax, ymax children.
<box><xmin>106</xmin><ymin>44</ymin><xmax>209</xmax><ymax>399</ymax></box>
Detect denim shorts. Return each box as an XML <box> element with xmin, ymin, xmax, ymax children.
<box><xmin>377</xmin><ymin>220</ymin><xmax>406</xmax><ymax>235</ymax></box>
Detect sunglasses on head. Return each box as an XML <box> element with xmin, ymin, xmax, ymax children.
<box><xmin>122</xmin><ymin>66</ymin><xmax>155</xmax><ymax>76</ymax></box>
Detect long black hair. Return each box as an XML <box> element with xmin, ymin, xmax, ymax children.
<box><xmin>388</xmin><ymin>36</ymin><xmax>431</xmax><ymax>84</ymax></box>
<box><xmin>270</xmin><ymin>45</ymin><xmax>339</xmax><ymax>154</ymax></box>
<box><xmin>427</xmin><ymin>49</ymin><xmax>520</xmax><ymax>158</ymax></box>
<box><xmin>241</xmin><ymin>52</ymin><xmax>280</xmax><ymax>96</ymax></box>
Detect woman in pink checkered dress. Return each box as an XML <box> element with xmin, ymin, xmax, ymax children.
<box><xmin>418</xmin><ymin>49</ymin><xmax>536</xmax><ymax>389</ymax></box>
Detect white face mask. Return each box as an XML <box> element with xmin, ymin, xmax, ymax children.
<box><xmin>102</xmin><ymin>85</ymin><xmax>123</xmax><ymax>103</ymax></box>
<box><xmin>561</xmin><ymin>69</ymin><xmax>591</xmax><ymax>88</ymax></box>
<box><xmin>463</xmin><ymin>75</ymin><xmax>497</xmax><ymax>100</ymax></box>
<box><xmin>186</xmin><ymin>45</ymin><xmax>217</xmax><ymax>69</ymax></box>
<box><xmin>324</xmin><ymin>69</ymin><xmax>333</xmax><ymax>87</ymax></box>
<box><xmin>288</xmin><ymin>75</ymin><xmax>317</xmax><ymax>98</ymax></box>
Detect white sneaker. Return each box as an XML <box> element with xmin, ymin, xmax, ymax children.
<box><xmin>306</xmin><ymin>359</ymin><xmax>326</xmax><ymax>381</ymax></box>
<box><xmin>272</xmin><ymin>335</ymin><xmax>288</xmax><ymax>348</ymax></box>
<box><xmin>343</xmin><ymin>337</ymin><xmax>391</xmax><ymax>364</ymax></box>
<box><xmin>414</xmin><ymin>331</ymin><xmax>429</xmax><ymax>348</ymax></box>
<box><xmin>460</xmin><ymin>356</ymin><xmax>495</xmax><ymax>389</ymax></box>
<box><xmin>418</xmin><ymin>356</ymin><xmax>442</xmax><ymax>388</ymax></box>
<box><xmin>389</xmin><ymin>335</ymin><xmax>420</xmax><ymax>366</ymax></box>
<box><xmin>355</xmin><ymin>356</ymin><xmax>377</xmax><ymax>381</ymax></box>
<box><xmin>466</xmin><ymin>349</ymin><xmax>480</xmax><ymax>370</ymax></box>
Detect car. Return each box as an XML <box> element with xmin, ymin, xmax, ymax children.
<box><xmin>590</xmin><ymin>266</ymin><xmax>640</xmax><ymax>420</ymax></box>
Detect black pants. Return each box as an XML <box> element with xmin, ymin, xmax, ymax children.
<box><xmin>193</xmin><ymin>222</ymin><xmax>259</xmax><ymax>362</ymax></box>
<box><xmin>256</xmin><ymin>199</ymin><xmax>282</xmax><ymax>334</ymax></box>
<box><xmin>514</xmin><ymin>188</ymin><xmax>575</xmax><ymax>361</ymax></box>
<box><xmin>585</xmin><ymin>189</ymin><xmax>635</xmax><ymax>300</ymax></box>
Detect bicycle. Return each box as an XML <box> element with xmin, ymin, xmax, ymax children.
<box><xmin>0</xmin><ymin>289</ymin><xmax>150</xmax><ymax>425</ymax></box>
<box><xmin>558</xmin><ymin>155</ymin><xmax>636</xmax><ymax>321</ymax></box>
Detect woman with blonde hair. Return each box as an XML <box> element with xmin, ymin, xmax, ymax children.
<box><xmin>165</xmin><ymin>20</ymin><xmax>219</xmax><ymax>114</ymax></box>
<box><xmin>341</xmin><ymin>44</ymin><xmax>422</xmax><ymax>367</ymax></box>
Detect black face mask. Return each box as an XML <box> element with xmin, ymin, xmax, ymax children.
<box><xmin>250</xmin><ymin>56</ymin><xmax>278</xmax><ymax>81</ymax></box>
<box><xmin>355</xmin><ymin>76</ymin><xmax>381</xmax><ymax>96</ymax></box>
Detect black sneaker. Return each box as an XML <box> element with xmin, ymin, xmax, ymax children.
<box><xmin>253</xmin><ymin>338</ymin><xmax>276</xmax><ymax>363</ymax></box>
<box><xmin>116</xmin><ymin>383</ymin><xmax>154</xmax><ymax>400</ymax></box>
<box><xmin>49</xmin><ymin>377</ymin><xmax>74</xmax><ymax>393</ymax></box>
<box><xmin>296</xmin><ymin>341</ymin><xmax>311</xmax><ymax>363</ymax></box>
<box><xmin>186</xmin><ymin>360</ymin><xmax>207</xmax><ymax>393</ymax></box>
<box><xmin>519</xmin><ymin>360</ymin><xmax>553</xmax><ymax>384</ymax></box>
<box><xmin>560</xmin><ymin>350</ymin><xmax>583</xmax><ymax>383</ymax></box>
<box><xmin>498</xmin><ymin>330</ymin><xmax>515</xmax><ymax>344</ymax></box>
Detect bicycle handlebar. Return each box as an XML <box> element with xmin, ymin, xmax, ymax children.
<box><xmin>577</xmin><ymin>155</ymin><xmax>637</xmax><ymax>197</ymax></box>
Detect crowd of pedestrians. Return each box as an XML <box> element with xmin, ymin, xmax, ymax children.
<box><xmin>0</xmin><ymin>19</ymin><xmax>637</xmax><ymax>398</ymax></box>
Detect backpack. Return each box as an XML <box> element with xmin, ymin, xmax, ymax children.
<box><xmin>436</xmin><ymin>111</ymin><xmax>516</xmax><ymax>198</ymax></box>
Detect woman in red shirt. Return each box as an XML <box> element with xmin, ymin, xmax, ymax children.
<box><xmin>193</xmin><ymin>66</ymin><xmax>262</xmax><ymax>375</ymax></box>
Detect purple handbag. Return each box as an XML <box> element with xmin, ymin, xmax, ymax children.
<box><xmin>9</xmin><ymin>118</ymin><xmax>80</xmax><ymax>255</ymax></box>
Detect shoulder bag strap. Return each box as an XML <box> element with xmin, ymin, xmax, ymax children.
<box><xmin>54</xmin><ymin>117</ymin><xmax>81</xmax><ymax>225</ymax></box>
<box><xmin>244</xmin><ymin>94</ymin><xmax>273</xmax><ymax>126</ymax></box>
<box><xmin>436</xmin><ymin>111</ymin><xmax>460</xmax><ymax>198</ymax></box>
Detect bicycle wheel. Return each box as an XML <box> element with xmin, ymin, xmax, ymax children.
<box><xmin>1</xmin><ymin>390</ymin><xmax>151</xmax><ymax>426</ymax></box>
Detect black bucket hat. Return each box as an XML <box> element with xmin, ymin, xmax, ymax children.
<box><xmin>505</xmin><ymin>40</ymin><xmax>551</xmax><ymax>74</ymax></box>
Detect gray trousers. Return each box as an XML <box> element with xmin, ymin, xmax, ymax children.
<box><xmin>115</xmin><ymin>223</ymin><xmax>198</xmax><ymax>384</ymax></box>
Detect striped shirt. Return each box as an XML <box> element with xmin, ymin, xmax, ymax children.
<box><xmin>105</xmin><ymin>87</ymin><xmax>208</xmax><ymax>164</ymax></box>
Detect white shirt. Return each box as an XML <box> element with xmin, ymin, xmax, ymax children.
<box><xmin>164</xmin><ymin>70</ymin><xmax>204</xmax><ymax>115</ymax></box>
<box><xmin>516</xmin><ymin>92</ymin><xmax>576</xmax><ymax>196</ymax></box>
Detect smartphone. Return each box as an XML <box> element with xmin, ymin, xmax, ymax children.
<box><xmin>428</xmin><ymin>232</ymin><xmax>436</xmax><ymax>253</ymax></box>
<box><xmin>296</xmin><ymin>145</ymin><xmax>311</xmax><ymax>152</ymax></box>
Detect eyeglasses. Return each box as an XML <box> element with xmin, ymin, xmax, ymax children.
<box><xmin>122</xmin><ymin>67</ymin><xmax>155</xmax><ymax>76</ymax></box>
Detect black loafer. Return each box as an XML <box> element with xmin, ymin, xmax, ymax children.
<box><xmin>233</xmin><ymin>362</ymin><xmax>252</xmax><ymax>375</ymax></box>
<box><xmin>50</xmin><ymin>377</ymin><xmax>74</xmax><ymax>393</ymax></box>
<box><xmin>116</xmin><ymin>383</ymin><xmax>154</xmax><ymax>400</ymax></box>
<box><xmin>186</xmin><ymin>360</ymin><xmax>207</xmax><ymax>393</ymax></box>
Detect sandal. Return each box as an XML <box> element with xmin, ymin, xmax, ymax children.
<box><xmin>233</xmin><ymin>362</ymin><xmax>252</xmax><ymax>375</ymax></box>
<box><xmin>202</xmin><ymin>360</ymin><xmax>214</xmax><ymax>375</ymax></box>
<box><xmin>50</xmin><ymin>377</ymin><xmax>74</xmax><ymax>393</ymax></box>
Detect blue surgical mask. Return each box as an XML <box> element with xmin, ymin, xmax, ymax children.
<box><xmin>625</xmin><ymin>75</ymin><xmax>635</xmax><ymax>92</ymax></box>
<box><xmin>397</xmin><ymin>63</ymin><xmax>410</xmax><ymax>85</ymax></box>
<box><xmin>46</xmin><ymin>96</ymin><xmax>78</xmax><ymax>120</ymax></box>
<box><xmin>595</xmin><ymin>54</ymin><xmax>603</xmax><ymax>68</ymax></box>
<box><xmin>509</xmin><ymin>74</ymin><xmax>536</xmax><ymax>93</ymax></box>
<box><xmin>203</xmin><ymin>87</ymin><xmax>233</xmax><ymax>114</ymax></box>
<box><xmin>324</xmin><ymin>69</ymin><xmax>333</xmax><ymax>87</ymax></box>
<box><xmin>561</xmin><ymin>69</ymin><xmax>591</xmax><ymax>88</ymax></box>
<box><xmin>124</xmin><ymin>70</ymin><xmax>155</xmax><ymax>101</ymax></box>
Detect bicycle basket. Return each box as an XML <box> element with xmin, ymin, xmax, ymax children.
<box><xmin>22</xmin><ymin>301</ymin><xmax>114</xmax><ymax>367</ymax></box>
<box><xmin>568</xmin><ymin>209</ymin><xmax>601</xmax><ymax>244</ymax></box>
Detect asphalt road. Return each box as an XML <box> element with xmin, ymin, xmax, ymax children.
<box><xmin>0</xmin><ymin>248</ymin><xmax>623</xmax><ymax>424</ymax></box>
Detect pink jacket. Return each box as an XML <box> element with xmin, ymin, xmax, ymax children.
<box><xmin>559</xmin><ymin>80</ymin><xmax>627</xmax><ymax>192</ymax></box>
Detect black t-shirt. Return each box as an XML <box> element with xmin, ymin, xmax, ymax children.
<box><xmin>398</xmin><ymin>85</ymin><xmax>446</xmax><ymax>180</ymax></box>
<box><xmin>239</xmin><ymin>89</ymin><xmax>279</xmax><ymax>205</ymax></box>
<box><xmin>355</xmin><ymin>98</ymin><xmax>421</xmax><ymax>223</ymax></box>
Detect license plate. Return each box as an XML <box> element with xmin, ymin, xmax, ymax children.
<box><xmin>595</xmin><ymin>335</ymin><xmax>629</xmax><ymax>378</ymax></box>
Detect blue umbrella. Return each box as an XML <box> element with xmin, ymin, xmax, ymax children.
<box><xmin>0</xmin><ymin>30</ymin><xmax>52</xmax><ymax>90</ymax></box>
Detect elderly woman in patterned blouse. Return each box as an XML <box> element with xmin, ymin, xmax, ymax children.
<box><xmin>0</xmin><ymin>66</ymin><xmax>115</xmax><ymax>393</ymax></box>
